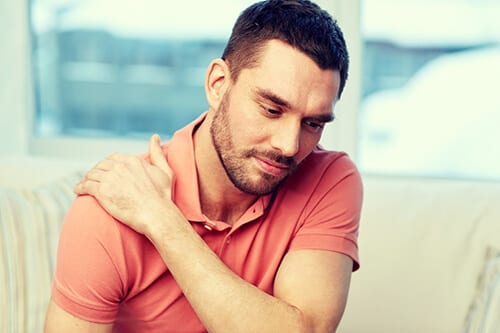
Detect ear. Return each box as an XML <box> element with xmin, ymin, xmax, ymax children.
<box><xmin>205</xmin><ymin>58</ymin><xmax>231</xmax><ymax>111</ymax></box>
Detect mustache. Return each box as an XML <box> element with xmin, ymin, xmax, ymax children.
<box><xmin>246</xmin><ymin>149</ymin><xmax>298</xmax><ymax>170</ymax></box>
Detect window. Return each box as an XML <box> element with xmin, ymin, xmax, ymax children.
<box><xmin>358</xmin><ymin>0</ymin><xmax>500</xmax><ymax>180</ymax></box>
<box><xmin>29</xmin><ymin>0</ymin><xmax>500</xmax><ymax>180</ymax></box>
<box><xmin>30</xmin><ymin>0</ymin><xmax>258</xmax><ymax>140</ymax></box>
<box><xmin>29</xmin><ymin>0</ymin><xmax>347</xmax><ymax>160</ymax></box>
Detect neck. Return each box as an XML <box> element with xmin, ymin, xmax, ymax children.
<box><xmin>193</xmin><ymin>112</ymin><xmax>258</xmax><ymax>225</ymax></box>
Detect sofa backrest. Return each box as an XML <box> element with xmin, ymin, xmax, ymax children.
<box><xmin>0</xmin><ymin>172</ymin><xmax>82</xmax><ymax>333</ymax></box>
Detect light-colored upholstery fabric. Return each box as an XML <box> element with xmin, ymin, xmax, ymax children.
<box><xmin>338</xmin><ymin>176</ymin><xmax>500</xmax><ymax>333</ymax></box>
<box><xmin>0</xmin><ymin>172</ymin><xmax>81</xmax><ymax>333</ymax></box>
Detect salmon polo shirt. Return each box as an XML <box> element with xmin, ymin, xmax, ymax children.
<box><xmin>51</xmin><ymin>112</ymin><xmax>363</xmax><ymax>333</ymax></box>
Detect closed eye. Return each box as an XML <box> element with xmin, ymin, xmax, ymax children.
<box><xmin>260</xmin><ymin>104</ymin><xmax>282</xmax><ymax>117</ymax></box>
<box><xmin>266</xmin><ymin>108</ymin><xmax>281</xmax><ymax>115</ymax></box>
<box><xmin>303</xmin><ymin>113</ymin><xmax>334</xmax><ymax>133</ymax></box>
<box><xmin>303</xmin><ymin>119</ymin><xmax>325</xmax><ymax>132</ymax></box>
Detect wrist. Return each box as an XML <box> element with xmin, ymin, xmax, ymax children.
<box><xmin>142</xmin><ymin>200</ymin><xmax>187</xmax><ymax>243</ymax></box>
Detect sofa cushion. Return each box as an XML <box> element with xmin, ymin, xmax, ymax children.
<box><xmin>0</xmin><ymin>172</ymin><xmax>82</xmax><ymax>333</ymax></box>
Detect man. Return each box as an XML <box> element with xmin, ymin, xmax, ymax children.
<box><xmin>44</xmin><ymin>0</ymin><xmax>363</xmax><ymax>332</ymax></box>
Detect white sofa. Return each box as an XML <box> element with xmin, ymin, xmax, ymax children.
<box><xmin>1</xmin><ymin>155</ymin><xmax>499</xmax><ymax>333</ymax></box>
<box><xmin>338</xmin><ymin>176</ymin><xmax>500</xmax><ymax>333</ymax></box>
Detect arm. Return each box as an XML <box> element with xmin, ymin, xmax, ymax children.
<box><xmin>144</xmin><ymin>204</ymin><xmax>352</xmax><ymax>332</ymax></box>
<box><xmin>44</xmin><ymin>299</ymin><xmax>112</xmax><ymax>333</ymax></box>
<box><xmin>75</xmin><ymin>134</ymin><xmax>354</xmax><ymax>332</ymax></box>
<box><xmin>274</xmin><ymin>250</ymin><xmax>352</xmax><ymax>331</ymax></box>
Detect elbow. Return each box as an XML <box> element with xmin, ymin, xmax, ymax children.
<box><xmin>288</xmin><ymin>306</ymin><xmax>315</xmax><ymax>333</ymax></box>
<box><xmin>290</xmin><ymin>306</ymin><xmax>340</xmax><ymax>333</ymax></box>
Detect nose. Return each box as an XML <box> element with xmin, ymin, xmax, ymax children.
<box><xmin>270</xmin><ymin>121</ymin><xmax>300</xmax><ymax>157</ymax></box>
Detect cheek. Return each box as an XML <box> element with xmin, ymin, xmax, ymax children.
<box><xmin>230</xmin><ymin>110</ymin><xmax>269</xmax><ymax>144</ymax></box>
<box><xmin>224</xmin><ymin>112</ymin><xmax>266</xmax><ymax>149</ymax></box>
<box><xmin>239</xmin><ymin>125</ymin><xmax>268</xmax><ymax>146</ymax></box>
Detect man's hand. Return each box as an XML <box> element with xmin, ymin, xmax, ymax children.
<box><xmin>74</xmin><ymin>134</ymin><xmax>173</xmax><ymax>236</ymax></box>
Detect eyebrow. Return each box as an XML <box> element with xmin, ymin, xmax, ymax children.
<box><xmin>254</xmin><ymin>87</ymin><xmax>335</xmax><ymax>123</ymax></box>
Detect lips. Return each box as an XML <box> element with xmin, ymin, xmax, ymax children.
<box><xmin>255</xmin><ymin>157</ymin><xmax>289</xmax><ymax>177</ymax></box>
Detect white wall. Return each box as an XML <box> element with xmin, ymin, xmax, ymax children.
<box><xmin>0</xmin><ymin>0</ymin><xmax>31</xmax><ymax>155</ymax></box>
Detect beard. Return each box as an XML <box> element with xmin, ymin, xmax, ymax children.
<box><xmin>210</xmin><ymin>91</ymin><xmax>297</xmax><ymax>196</ymax></box>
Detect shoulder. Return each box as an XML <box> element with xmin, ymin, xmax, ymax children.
<box><xmin>61</xmin><ymin>194</ymin><xmax>122</xmax><ymax>240</ymax></box>
<box><xmin>281</xmin><ymin>148</ymin><xmax>363</xmax><ymax>271</ymax></box>
<box><xmin>54</xmin><ymin>195</ymin><xmax>154</xmax><ymax>318</ymax></box>
<box><xmin>285</xmin><ymin>147</ymin><xmax>362</xmax><ymax>195</ymax></box>
<box><xmin>58</xmin><ymin>195</ymin><xmax>131</xmax><ymax>275</ymax></box>
<box><xmin>305</xmin><ymin>147</ymin><xmax>359</xmax><ymax>177</ymax></box>
<box><xmin>58</xmin><ymin>195</ymin><xmax>151</xmax><ymax>282</ymax></box>
<box><xmin>275</xmin><ymin>147</ymin><xmax>363</xmax><ymax>226</ymax></box>
<box><xmin>61</xmin><ymin>194</ymin><xmax>149</xmax><ymax>254</ymax></box>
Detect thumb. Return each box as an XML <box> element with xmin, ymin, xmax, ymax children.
<box><xmin>149</xmin><ymin>134</ymin><xmax>171</xmax><ymax>175</ymax></box>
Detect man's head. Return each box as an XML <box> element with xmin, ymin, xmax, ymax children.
<box><xmin>208</xmin><ymin>39</ymin><xmax>339</xmax><ymax>195</ymax></box>
<box><xmin>222</xmin><ymin>0</ymin><xmax>349</xmax><ymax>99</ymax></box>
<box><xmin>205</xmin><ymin>0</ymin><xmax>345</xmax><ymax>196</ymax></box>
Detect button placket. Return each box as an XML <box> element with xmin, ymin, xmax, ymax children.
<box><xmin>217</xmin><ymin>231</ymin><xmax>234</xmax><ymax>256</ymax></box>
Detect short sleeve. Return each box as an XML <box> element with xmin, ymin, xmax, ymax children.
<box><xmin>289</xmin><ymin>154</ymin><xmax>363</xmax><ymax>271</ymax></box>
<box><xmin>51</xmin><ymin>195</ymin><xmax>127</xmax><ymax>323</ymax></box>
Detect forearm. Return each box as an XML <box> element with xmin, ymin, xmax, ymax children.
<box><xmin>146</xmin><ymin>206</ymin><xmax>310</xmax><ymax>333</ymax></box>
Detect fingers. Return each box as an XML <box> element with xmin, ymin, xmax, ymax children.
<box><xmin>149</xmin><ymin>134</ymin><xmax>171</xmax><ymax>175</ymax></box>
<box><xmin>86</xmin><ymin>168</ymin><xmax>107</xmax><ymax>182</ymax></box>
<box><xmin>75</xmin><ymin>137</ymin><xmax>172</xmax><ymax>199</ymax></box>
<box><xmin>74</xmin><ymin>178</ymin><xmax>100</xmax><ymax>196</ymax></box>
<box><xmin>74</xmin><ymin>168</ymin><xmax>107</xmax><ymax>195</ymax></box>
<box><xmin>93</xmin><ymin>158</ymin><xmax>114</xmax><ymax>171</ymax></box>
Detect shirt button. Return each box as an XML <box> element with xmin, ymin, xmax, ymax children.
<box><xmin>204</xmin><ymin>224</ymin><xmax>213</xmax><ymax>231</ymax></box>
<box><xmin>226</xmin><ymin>236</ymin><xmax>232</xmax><ymax>244</ymax></box>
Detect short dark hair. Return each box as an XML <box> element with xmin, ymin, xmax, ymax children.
<box><xmin>222</xmin><ymin>0</ymin><xmax>349</xmax><ymax>98</ymax></box>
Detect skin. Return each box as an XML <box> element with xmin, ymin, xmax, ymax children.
<box><xmin>44</xmin><ymin>40</ymin><xmax>353</xmax><ymax>333</ymax></box>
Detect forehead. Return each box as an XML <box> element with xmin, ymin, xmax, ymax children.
<box><xmin>235</xmin><ymin>39</ymin><xmax>340</xmax><ymax>114</ymax></box>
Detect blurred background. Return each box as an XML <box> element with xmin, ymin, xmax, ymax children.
<box><xmin>1</xmin><ymin>0</ymin><xmax>500</xmax><ymax>180</ymax></box>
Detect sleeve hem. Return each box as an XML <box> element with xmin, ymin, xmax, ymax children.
<box><xmin>51</xmin><ymin>283</ymin><xmax>118</xmax><ymax>324</ymax></box>
<box><xmin>289</xmin><ymin>234</ymin><xmax>360</xmax><ymax>271</ymax></box>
